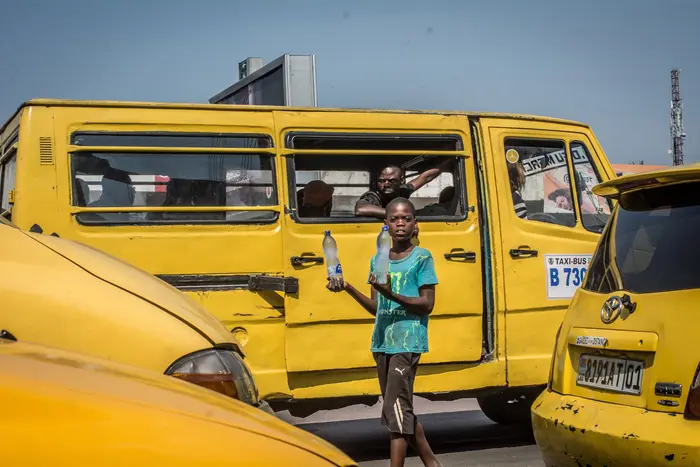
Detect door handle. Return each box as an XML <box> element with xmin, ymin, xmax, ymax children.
<box><xmin>509</xmin><ymin>247</ymin><xmax>538</xmax><ymax>258</ymax></box>
<box><xmin>291</xmin><ymin>256</ymin><xmax>324</xmax><ymax>267</ymax></box>
<box><xmin>444</xmin><ymin>251</ymin><xmax>476</xmax><ymax>260</ymax></box>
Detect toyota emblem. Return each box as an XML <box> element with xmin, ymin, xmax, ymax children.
<box><xmin>600</xmin><ymin>296</ymin><xmax>623</xmax><ymax>324</ymax></box>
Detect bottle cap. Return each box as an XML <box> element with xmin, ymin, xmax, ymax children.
<box><xmin>324</xmin><ymin>230</ymin><xmax>331</xmax><ymax>236</ymax></box>
<box><xmin>382</xmin><ymin>225</ymin><xmax>388</xmax><ymax>231</ymax></box>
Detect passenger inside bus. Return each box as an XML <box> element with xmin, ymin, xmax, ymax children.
<box><xmin>163</xmin><ymin>179</ymin><xmax>195</xmax><ymax>206</ymax></box>
<box><xmin>88</xmin><ymin>171</ymin><xmax>135</xmax><ymax>208</ymax></box>
<box><xmin>507</xmin><ymin>160</ymin><xmax>528</xmax><ymax>220</ymax></box>
<box><xmin>415</xmin><ymin>186</ymin><xmax>455</xmax><ymax>216</ymax></box>
<box><xmin>296</xmin><ymin>180</ymin><xmax>334</xmax><ymax>218</ymax></box>
<box><xmin>148</xmin><ymin>179</ymin><xmax>225</xmax><ymax>221</ymax></box>
<box><xmin>354</xmin><ymin>162</ymin><xmax>449</xmax><ymax>219</ymax></box>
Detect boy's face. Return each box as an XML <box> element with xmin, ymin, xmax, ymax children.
<box><xmin>386</xmin><ymin>203</ymin><xmax>417</xmax><ymax>242</ymax></box>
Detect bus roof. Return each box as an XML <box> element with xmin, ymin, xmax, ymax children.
<box><xmin>1</xmin><ymin>98</ymin><xmax>589</xmax><ymax>135</ymax></box>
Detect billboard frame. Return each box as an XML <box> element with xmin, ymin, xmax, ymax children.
<box><xmin>209</xmin><ymin>54</ymin><xmax>317</xmax><ymax>107</ymax></box>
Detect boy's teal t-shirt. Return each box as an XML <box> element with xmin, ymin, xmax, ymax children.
<box><xmin>368</xmin><ymin>246</ymin><xmax>438</xmax><ymax>354</ymax></box>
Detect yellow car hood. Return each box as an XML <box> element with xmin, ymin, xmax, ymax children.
<box><xmin>23</xmin><ymin>230</ymin><xmax>239</xmax><ymax>349</ymax></box>
<box><xmin>0</xmin><ymin>339</ymin><xmax>354</xmax><ymax>466</ymax></box>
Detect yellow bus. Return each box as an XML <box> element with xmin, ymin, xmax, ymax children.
<box><xmin>1</xmin><ymin>99</ymin><xmax>616</xmax><ymax>423</ymax></box>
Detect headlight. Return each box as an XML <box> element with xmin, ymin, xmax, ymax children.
<box><xmin>166</xmin><ymin>349</ymin><xmax>259</xmax><ymax>406</ymax></box>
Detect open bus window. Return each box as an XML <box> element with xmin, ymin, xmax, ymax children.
<box><xmin>504</xmin><ymin>138</ymin><xmax>576</xmax><ymax>228</ymax></box>
<box><xmin>288</xmin><ymin>153</ymin><xmax>464</xmax><ymax>223</ymax></box>
<box><xmin>71</xmin><ymin>152</ymin><xmax>277</xmax><ymax>225</ymax></box>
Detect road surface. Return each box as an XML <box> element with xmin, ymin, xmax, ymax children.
<box><xmin>279</xmin><ymin>398</ymin><xmax>545</xmax><ymax>466</ymax></box>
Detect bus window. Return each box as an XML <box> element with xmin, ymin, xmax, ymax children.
<box><xmin>504</xmin><ymin>138</ymin><xmax>576</xmax><ymax>227</ymax></box>
<box><xmin>71</xmin><ymin>151</ymin><xmax>277</xmax><ymax>225</ymax></box>
<box><xmin>288</xmin><ymin>154</ymin><xmax>463</xmax><ymax>222</ymax></box>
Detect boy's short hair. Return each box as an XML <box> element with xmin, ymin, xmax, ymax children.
<box><xmin>385</xmin><ymin>197</ymin><xmax>416</xmax><ymax>216</ymax></box>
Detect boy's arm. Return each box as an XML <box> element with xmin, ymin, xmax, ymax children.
<box><xmin>371</xmin><ymin>282</ymin><xmax>435</xmax><ymax>316</ymax></box>
<box><xmin>327</xmin><ymin>258</ymin><xmax>378</xmax><ymax>316</ymax></box>
<box><xmin>370</xmin><ymin>254</ymin><xmax>438</xmax><ymax>315</ymax></box>
<box><xmin>344</xmin><ymin>283</ymin><xmax>378</xmax><ymax>316</ymax></box>
<box><xmin>326</xmin><ymin>277</ymin><xmax>377</xmax><ymax>316</ymax></box>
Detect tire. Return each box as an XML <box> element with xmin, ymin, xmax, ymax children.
<box><xmin>477</xmin><ymin>388</ymin><xmax>543</xmax><ymax>425</ymax></box>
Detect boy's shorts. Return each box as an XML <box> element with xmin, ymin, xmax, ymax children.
<box><xmin>373</xmin><ymin>352</ymin><xmax>421</xmax><ymax>435</ymax></box>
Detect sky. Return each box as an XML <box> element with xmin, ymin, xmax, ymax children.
<box><xmin>1</xmin><ymin>0</ymin><xmax>698</xmax><ymax>165</ymax></box>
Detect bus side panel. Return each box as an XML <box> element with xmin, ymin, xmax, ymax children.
<box><xmin>14</xmin><ymin>105</ymin><xmax>293</xmax><ymax>400</ymax></box>
<box><xmin>12</xmin><ymin>107</ymin><xmax>61</xmax><ymax>233</ymax></box>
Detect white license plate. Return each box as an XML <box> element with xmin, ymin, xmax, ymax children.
<box><xmin>576</xmin><ymin>354</ymin><xmax>644</xmax><ymax>395</ymax></box>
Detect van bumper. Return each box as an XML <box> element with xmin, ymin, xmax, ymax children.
<box><xmin>531</xmin><ymin>389</ymin><xmax>700</xmax><ymax>466</ymax></box>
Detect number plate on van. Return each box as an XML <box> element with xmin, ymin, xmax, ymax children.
<box><xmin>576</xmin><ymin>354</ymin><xmax>644</xmax><ymax>395</ymax></box>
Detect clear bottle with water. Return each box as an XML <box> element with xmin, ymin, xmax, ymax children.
<box><xmin>322</xmin><ymin>230</ymin><xmax>343</xmax><ymax>280</ymax></box>
<box><xmin>375</xmin><ymin>225</ymin><xmax>391</xmax><ymax>284</ymax></box>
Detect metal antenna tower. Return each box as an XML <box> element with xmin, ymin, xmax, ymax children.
<box><xmin>670</xmin><ymin>69</ymin><xmax>686</xmax><ymax>166</ymax></box>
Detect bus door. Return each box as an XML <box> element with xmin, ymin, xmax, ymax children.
<box><xmin>275</xmin><ymin>110</ymin><xmax>485</xmax><ymax>374</ymax></box>
<box><xmin>484</xmin><ymin>120</ymin><xmax>612</xmax><ymax>386</ymax></box>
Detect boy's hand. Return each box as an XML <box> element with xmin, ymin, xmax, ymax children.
<box><xmin>326</xmin><ymin>276</ymin><xmax>347</xmax><ymax>293</ymax></box>
<box><xmin>369</xmin><ymin>272</ymin><xmax>392</xmax><ymax>294</ymax></box>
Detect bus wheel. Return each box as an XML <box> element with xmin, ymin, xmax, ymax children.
<box><xmin>476</xmin><ymin>388</ymin><xmax>542</xmax><ymax>425</ymax></box>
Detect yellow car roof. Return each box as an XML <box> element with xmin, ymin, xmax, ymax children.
<box><xmin>593</xmin><ymin>163</ymin><xmax>700</xmax><ymax>200</ymax></box>
<box><xmin>0</xmin><ymin>338</ymin><xmax>354</xmax><ymax>466</ymax></box>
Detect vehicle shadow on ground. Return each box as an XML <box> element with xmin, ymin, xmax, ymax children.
<box><xmin>299</xmin><ymin>410</ymin><xmax>535</xmax><ymax>463</ymax></box>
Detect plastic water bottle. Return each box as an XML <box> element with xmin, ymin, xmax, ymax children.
<box><xmin>322</xmin><ymin>230</ymin><xmax>343</xmax><ymax>280</ymax></box>
<box><xmin>375</xmin><ymin>226</ymin><xmax>391</xmax><ymax>284</ymax></box>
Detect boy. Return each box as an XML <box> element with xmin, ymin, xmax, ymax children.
<box><xmin>327</xmin><ymin>197</ymin><xmax>441</xmax><ymax>467</ymax></box>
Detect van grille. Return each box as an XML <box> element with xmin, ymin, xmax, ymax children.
<box><xmin>39</xmin><ymin>137</ymin><xmax>53</xmax><ymax>165</ymax></box>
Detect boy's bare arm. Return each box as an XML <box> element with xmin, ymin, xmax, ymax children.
<box><xmin>327</xmin><ymin>279</ymin><xmax>377</xmax><ymax>316</ymax></box>
<box><xmin>345</xmin><ymin>283</ymin><xmax>378</xmax><ymax>316</ymax></box>
<box><xmin>372</xmin><ymin>282</ymin><xmax>435</xmax><ymax>316</ymax></box>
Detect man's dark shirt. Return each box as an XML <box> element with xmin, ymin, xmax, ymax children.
<box><xmin>356</xmin><ymin>183</ymin><xmax>415</xmax><ymax>208</ymax></box>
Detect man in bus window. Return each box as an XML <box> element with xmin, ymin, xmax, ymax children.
<box><xmin>354</xmin><ymin>162</ymin><xmax>448</xmax><ymax>219</ymax></box>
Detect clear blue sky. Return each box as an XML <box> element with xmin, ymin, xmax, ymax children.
<box><xmin>1</xmin><ymin>0</ymin><xmax>698</xmax><ymax>165</ymax></box>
